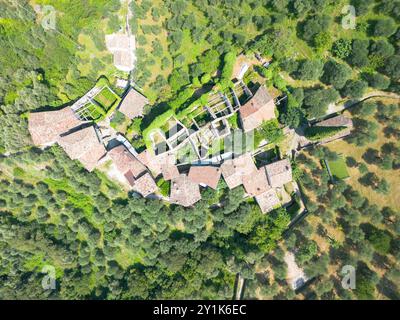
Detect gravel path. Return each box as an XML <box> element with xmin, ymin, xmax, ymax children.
<box><xmin>284</xmin><ymin>251</ymin><xmax>307</xmax><ymax>290</ymax></box>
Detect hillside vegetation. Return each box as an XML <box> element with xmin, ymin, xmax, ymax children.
<box><xmin>0</xmin><ymin>0</ymin><xmax>398</xmax><ymax>300</ymax></box>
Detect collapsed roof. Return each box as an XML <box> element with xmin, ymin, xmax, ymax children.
<box><xmin>105</xmin><ymin>34</ymin><xmax>135</xmax><ymax>72</ymax></box>
<box><xmin>133</xmin><ymin>172</ymin><xmax>158</xmax><ymax>197</ymax></box>
<box><xmin>137</xmin><ymin>150</ymin><xmax>162</xmax><ymax>176</ymax></box>
<box><xmin>158</xmin><ymin>152</ymin><xmax>180</xmax><ymax>181</ymax></box>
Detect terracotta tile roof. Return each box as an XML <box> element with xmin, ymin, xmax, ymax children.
<box><xmin>124</xmin><ymin>171</ymin><xmax>136</xmax><ymax>186</ymax></box>
<box><xmin>243</xmin><ymin>168</ymin><xmax>271</xmax><ymax>196</ymax></box>
<box><xmin>158</xmin><ymin>152</ymin><xmax>179</xmax><ymax>181</ymax></box>
<box><xmin>221</xmin><ymin>153</ymin><xmax>257</xmax><ymax>189</ymax></box>
<box><xmin>170</xmin><ymin>174</ymin><xmax>201</xmax><ymax>207</ymax></box>
<box><xmin>265</xmin><ymin>159</ymin><xmax>292</xmax><ymax>188</ymax></box>
<box><xmin>108</xmin><ymin>145</ymin><xmax>147</xmax><ymax>181</ymax></box>
<box><xmin>137</xmin><ymin>150</ymin><xmax>162</xmax><ymax>176</ymax></box>
<box><xmin>315</xmin><ymin>115</ymin><xmax>353</xmax><ymax>128</ymax></box>
<box><xmin>133</xmin><ymin>172</ymin><xmax>158</xmax><ymax>197</ymax></box>
<box><xmin>239</xmin><ymin>86</ymin><xmax>276</xmax><ymax>132</ymax></box>
<box><xmin>137</xmin><ymin>150</ymin><xmax>179</xmax><ymax>180</ymax></box>
<box><xmin>255</xmin><ymin>189</ymin><xmax>280</xmax><ymax>213</ymax></box>
<box><xmin>57</xmin><ymin>126</ymin><xmax>106</xmax><ymax>172</ymax></box>
<box><xmin>161</xmin><ymin>164</ymin><xmax>180</xmax><ymax>181</ymax></box>
<box><xmin>105</xmin><ymin>34</ymin><xmax>131</xmax><ymax>51</ymax></box>
<box><xmin>118</xmin><ymin>88</ymin><xmax>149</xmax><ymax>119</ymax></box>
<box><xmin>114</xmin><ymin>51</ymin><xmax>134</xmax><ymax>72</ymax></box>
<box><xmin>28</xmin><ymin>107</ymin><xmax>82</xmax><ymax>146</ymax></box>
<box><xmin>188</xmin><ymin>166</ymin><xmax>221</xmax><ymax>190</ymax></box>
<box><xmin>314</xmin><ymin>115</ymin><xmax>354</xmax><ymax>144</ymax></box>
<box><xmin>105</xmin><ymin>34</ymin><xmax>135</xmax><ymax>72</ymax></box>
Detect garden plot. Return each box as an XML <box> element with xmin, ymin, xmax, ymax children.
<box><xmin>325</xmin><ymin>156</ymin><xmax>350</xmax><ymax>181</ymax></box>
<box><xmin>94</xmin><ymin>87</ymin><xmax>118</xmax><ymax>111</ymax></box>
<box><xmin>72</xmin><ymin>82</ymin><xmax>120</xmax><ymax>122</ymax></box>
<box><xmin>74</xmin><ymin>101</ymin><xmax>105</xmax><ymax>121</ymax></box>
<box><xmin>207</xmin><ymin>92</ymin><xmax>235</xmax><ymax>118</ymax></box>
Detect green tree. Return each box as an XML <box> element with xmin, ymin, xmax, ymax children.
<box><xmin>331</xmin><ymin>39</ymin><xmax>352</xmax><ymax>60</ymax></box>
<box><xmin>168</xmin><ymin>68</ymin><xmax>190</xmax><ymax>91</ymax></box>
<box><xmin>260</xmin><ymin>119</ymin><xmax>284</xmax><ymax>144</ymax></box>
<box><xmin>347</xmin><ymin>39</ymin><xmax>370</xmax><ymax>68</ymax></box>
<box><xmin>302</xmin><ymin>87</ymin><xmax>340</xmax><ymax>118</ymax></box>
<box><xmin>301</xmin><ymin>15</ymin><xmax>332</xmax><ymax>42</ymax></box>
<box><xmin>372</xmin><ymin>18</ymin><xmax>397</xmax><ymax>37</ymax></box>
<box><xmin>364</xmin><ymin>73</ymin><xmax>390</xmax><ymax>90</ymax></box>
<box><xmin>321</xmin><ymin>60</ymin><xmax>352</xmax><ymax>89</ymax></box>
<box><xmin>367</xmin><ymin>227</ymin><xmax>392</xmax><ymax>255</ymax></box>
<box><xmin>341</xmin><ymin>80</ymin><xmax>368</xmax><ymax>99</ymax></box>
<box><xmin>314</xmin><ymin>32</ymin><xmax>332</xmax><ymax>53</ymax></box>
<box><xmin>294</xmin><ymin>59</ymin><xmax>324</xmax><ymax>80</ymax></box>
<box><xmin>382</xmin><ymin>55</ymin><xmax>400</xmax><ymax>80</ymax></box>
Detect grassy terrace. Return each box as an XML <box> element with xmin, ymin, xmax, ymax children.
<box><xmin>327</xmin><ymin>110</ymin><xmax>400</xmax><ymax>210</ymax></box>
<box><xmin>326</xmin><ymin>156</ymin><xmax>350</xmax><ymax>180</ymax></box>
<box><xmin>94</xmin><ymin>87</ymin><xmax>118</xmax><ymax>110</ymax></box>
<box><xmin>77</xmin><ymin>77</ymin><xmax>121</xmax><ymax>122</ymax></box>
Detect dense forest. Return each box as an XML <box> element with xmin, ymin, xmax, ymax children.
<box><xmin>0</xmin><ymin>145</ymin><xmax>290</xmax><ymax>298</ymax></box>
<box><xmin>0</xmin><ymin>0</ymin><xmax>399</xmax><ymax>299</ymax></box>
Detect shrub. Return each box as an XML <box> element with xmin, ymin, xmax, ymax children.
<box><xmin>314</xmin><ymin>32</ymin><xmax>332</xmax><ymax>52</ymax></box>
<box><xmin>169</xmin><ymin>87</ymin><xmax>195</xmax><ymax>110</ymax></box>
<box><xmin>331</xmin><ymin>39</ymin><xmax>352</xmax><ymax>59</ymax></box>
<box><xmin>280</xmin><ymin>58</ymin><xmax>299</xmax><ymax>73</ymax></box>
<box><xmin>367</xmin><ymin>227</ymin><xmax>392</xmax><ymax>255</ymax></box>
<box><xmin>358</xmin><ymin>101</ymin><xmax>377</xmax><ymax>116</ymax></box>
<box><xmin>218</xmin><ymin>51</ymin><xmax>236</xmax><ymax>89</ymax></box>
<box><xmin>259</xmin><ymin>119</ymin><xmax>284</xmax><ymax>144</ymax></box>
<box><xmin>158</xmin><ymin>180</ymin><xmax>170</xmax><ymax>197</ymax></box>
<box><xmin>304</xmin><ymin>126</ymin><xmax>346</xmax><ymax>141</ymax></box>
<box><xmin>110</xmin><ymin>111</ymin><xmax>126</xmax><ymax>128</ymax></box>
<box><xmin>200</xmin><ymin>73</ymin><xmax>211</xmax><ymax>84</ymax></box>
<box><xmin>346</xmin><ymin>156</ymin><xmax>357</xmax><ymax>167</ymax></box>
<box><xmin>142</xmin><ymin>110</ymin><xmax>175</xmax><ymax>147</ymax></box>
<box><xmin>355</xmin><ymin>271</ymin><xmax>376</xmax><ymax>299</ymax></box>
